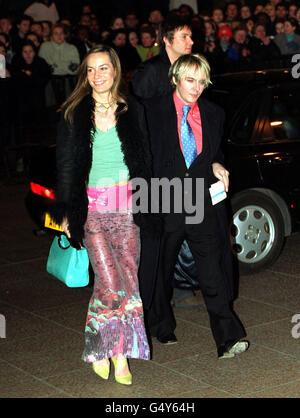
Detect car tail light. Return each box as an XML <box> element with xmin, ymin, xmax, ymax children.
<box><xmin>30</xmin><ymin>182</ymin><xmax>55</xmax><ymax>200</ymax></box>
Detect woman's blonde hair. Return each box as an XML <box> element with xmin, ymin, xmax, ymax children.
<box><xmin>169</xmin><ymin>53</ymin><xmax>212</xmax><ymax>89</ymax></box>
<box><xmin>60</xmin><ymin>44</ymin><xmax>127</xmax><ymax>124</ymax></box>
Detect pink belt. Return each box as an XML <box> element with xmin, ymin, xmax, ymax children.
<box><xmin>87</xmin><ymin>183</ymin><xmax>132</xmax><ymax>212</ymax></box>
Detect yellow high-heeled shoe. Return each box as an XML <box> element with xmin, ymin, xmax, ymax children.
<box><xmin>92</xmin><ymin>359</ymin><xmax>110</xmax><ymax>380</ymax></box>
<box><xmin>111</xmin><ymin>356</ymin><xmax>132</xmax><ymax>385</ymax></box>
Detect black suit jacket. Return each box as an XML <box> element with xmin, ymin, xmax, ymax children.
<box><xmin>130</xmin><ymin>47</ymin><xmax>172</xmax><ymax>100</ymax></box>
<box><xmin>143</xmin><ymin>92</ymin><xmax>225</xmax><ymax>194</ymax></box>
<box><xmin>138</xmin><ymin>93</ymin><xmax>235</xmax><ymax>307</ymax></box>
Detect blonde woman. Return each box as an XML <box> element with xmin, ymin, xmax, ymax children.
<box><xmin>50</xmin><ymin>45</ymin><xmax>153</xmax><ymax>385</ymax></box>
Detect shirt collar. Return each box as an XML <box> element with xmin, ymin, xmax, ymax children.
<box><xmin>173</xmin><ymin>91</ymin><xmax>198</xmax><ymax>114</ymax></box>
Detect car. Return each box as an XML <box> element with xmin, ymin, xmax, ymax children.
<box><xmin>25</xmin><ymin>68</ymin><xmax>300</xmax><ymax>274</ymax></box>
<box><xmin>206</xmin><ymin>68</ymin><xmax>300</xmax><ymax>273</ymax></box>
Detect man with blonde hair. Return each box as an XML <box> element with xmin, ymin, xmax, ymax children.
<box><xmin>140</xmin><ymin>53</ymin><xmax>249</xmax><ymax>358</ymax></box>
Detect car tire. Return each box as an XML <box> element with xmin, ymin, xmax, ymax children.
<box><xmin>230</xmin><ymin>191</ymin><xmax>285</xmax><ymax>274</ymax></box>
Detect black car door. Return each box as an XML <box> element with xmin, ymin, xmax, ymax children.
<box><xmin>253</xmin><ymin>84</ymin><xmax>300</xmax><ymax>223</ymax></box>
<box><xmin>224</xmin><ymin>89</ymin><xmax>266</xmax><ymax>193</ymax></box>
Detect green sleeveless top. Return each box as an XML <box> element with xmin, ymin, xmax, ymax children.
<box><xmin>88</xmin><ymin>126</ymin><xmax>130</xmax><ymax>188</ymax></box>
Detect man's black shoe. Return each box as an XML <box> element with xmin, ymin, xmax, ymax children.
<box><xmin>157</xmin><ymin>333</ymin><xmax>178</xmax><ymax>345</ymax></box>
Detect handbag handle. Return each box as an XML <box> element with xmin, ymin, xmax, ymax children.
<box><xmin>58</xmin><ymin>235</ymin><xmax>71</xmax><ymax>250</ymax></box>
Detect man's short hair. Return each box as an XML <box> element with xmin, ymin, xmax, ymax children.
<box><xmin>158</xmin><ymin>15</ymin><xmax>191</xmax><ymax>47</ymax></box>
<box><xmin>169</xmin><ymin>53</ymin><xmax>212</xmax><ymax>89</ymax></box>
<box><xmin>16</xmin><ymin>14</ymin><xmax>32</xmax><ymax>25</ymax></box>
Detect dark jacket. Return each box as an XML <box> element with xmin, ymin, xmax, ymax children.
<box><xmin>248</xmin><ymin>36</ymin><xmax>281</xmax><ymax>68</ymax></box>
<box><xmin>138</xmin><ymin>93</ymin><xmax>235</xmax><ymax>307</ymax></box>
<box><xmin>130</xmin><ymin>47</ymin><xmax>171</xmax><ymax>99</ymax></box>
<box><xmin>10</xmin><ymin>54</ymin><xmax>51</xmax><ymax>89</ymax></box>
<box><xmin>144</xmin><ymin>93</ymin><xmax>225</xmax><ymax>179</ymax></box>
<box><xmin>50</xmin><ymin>94</ymin><xmax>157</xmax><ymax>243</ymax></box>
<box><xmin>10</xmin><ymin>54</ymin><xmax>51</xmax><ymax>116</ymax></box>
<box><xmin>143</xmin><ymin>93</ymin><xmax>225</xmax><ymax>228</ymax></box>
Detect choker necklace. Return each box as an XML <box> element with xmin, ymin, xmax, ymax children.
<box><xmin>95</xmin><ymin>100</ymin><xmax>115</xmax><ymax>113</ymax></box>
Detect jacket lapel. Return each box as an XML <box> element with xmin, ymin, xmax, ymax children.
<box><xmin>166</xmin><ymin>94</ymin><xmax>181</xmax><ymax>153</ymax></box>
<box><xmin>191</xmin><ymin>97</ymin><xmax>214</xmax><ymax>165</ymax></box>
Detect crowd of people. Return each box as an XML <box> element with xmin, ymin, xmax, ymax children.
<box><xmin>1</xmin><ymin>0</ymin><xmax>300</xmax><ymax>171</ymax></box>
<box><xmin>1</xmin><ymin>1</ymin><xmax>300</xmax><ymax>82</ymax></box>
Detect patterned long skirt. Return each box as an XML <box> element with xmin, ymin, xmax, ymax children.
<box><xmin>82</xmin><ymin>209</ymin><xmax>150</xmax><ymax>362</ymax></box>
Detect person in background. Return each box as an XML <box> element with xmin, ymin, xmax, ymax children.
<box><xmin>248</xmin><ymin>23</ymin><xmax>281</xmax><ymax>67</ymax></box>
<box><xmin>11</xmin><ymin>14</ymin><xmax>32</xmax><ymax>55</ymax></box>
<box><xmin>224</xmin><ymin>2</ymin><xmax>240</xmax><ymax>22</ymax></box>
<box><xmin>288</xmin><ymin>3</ymin><xmax>298</xmax><ymax>19</ymax></box>
<box><xmin>128</xmin><ymin>30</ymin><xmax>139</xmax><ymax>48</ymax></box>
<box><xmin>240</xmin><ymin>4</ymin><xmax>252</xmax><ymax>20</ymax></box>
<box><xmin>296</xmin><ymin>7</ymin><xmax>300</xmax><ymax>28</ymax></box>
<box><xmin>78</xmin><ymin>13</ymin><xmax>91</xmax><ymax>29</ymax></box>
<box><xmin>148</xmin><ymin>8</ymin><xmax>165</xmax><ymax>31</ymax></box>
<box><xmin>0</xmin><ymin>32</ymin><xmax>14</xmax><ymax>64</ymax></box>
<box><xmin>136</xmin><ymin>25</ymin><xmax>159</xmax><ymax>62</ymax></box>
<box><xmin>202</xmin><ymin>23</ymin><xmax>230</xmax><ymax>74</ymax></box>
<box><xmin>245</xmin><ymin>17</ymin><xmax>255</xmax><ymax>36</ymax></box>
<box><xmin>70</xmin><ymin>25</ymin><xmax>91</xmax><ymax>62</ymax></box>
<box><xmin>90</xmin><ymin>16</ymin><xmax>101</xmax><ymax>37</ymax></box>
<box><xmin>226</xmin><ymin>26</ymin><xmax>251</xmax><ymax>71</ymax></box>
<box><xmin>254</xmin><ymin>2</ymin><xmax>265</xmax><ymax>15</ymax></box>
<box><xmin>108</xmin><ymin>28</ymin><xmax>141</xmax><ymax>74</ymax></box>
<box><xmin>25</xmin><ymin>31</ymin><xmax>43</xmax><ymax>51</ymax></box>
<box><xmin>41</xmin><ymin>20</ymin><xmax>52</xmax><ymax>41</ymax></box>
<box><xmin>0</xmin><ymin>16</ymin><xmax>13</xmax><ymax>36</ymax></box>
<box><xmin>275</xmin><ymin>2</ymin><xmax>289</xmax><ymax>21</ymax></box>
<box><xmin>217</xmin><ymin>24</ymin><xmax>232</xmax><ymax>54</ymax></box>
<box><xmin>264</xmin><ymin>2</ymin><xmax>277</xmax><ymax>29</ymax></box>
<box><xmin>211</xmin><ymin>8</ymin><xmax>224</xmax><ymax>27</ymax></box>
<box><xmin>10</xmin><ymin>40</ymin><xmax>51</xmax><ymax>171</ymax></box>
<box><xmin>30</xmin><ymin>21</ymin><xmax>43</xmax><ymax>38</ymax></box>
<box><xmin>131</xmin><ymin>16</ymin><xmax>193</xmax><ymax>100</ymax></box>
<box><xmin>203</xmin><ymin>19</ymin><xmax>217</xmax><ymax>53</ymax></box>
<box><xmin>178</xmin><ymin>4</ymin><xmax>195</xmax><ymax>23</ymax></box>
<box><xmin>24</xmin><ymin>0</ymin><xmax>59</xmax><ymax>24</ymax></box>
<box><xmin>110</xmin><ymin>16</ymin><xmax>125</xmax><ymax>30</ymax></box>
<box><xmin>0</xmin><ymin>41</ymin><xmax>11</xmax><ymax>76</ymax></box>
<box><xmin>39</xmin><ymin>23</ymin><xmax>80</xmax><ymax>75</ymax></box>
<box><xmin>39</xmin><ymin>23</ymin><xmax>80</xmax><ymax>106</ymax></box>
<box><xmin>275</xmin><ymin>19</ymin><xmax>285</xmax><ymax>35</ymax></box>
<box><xmin>124</xmin><ymin>12</ymin><xmax>139</xmax><ymax>31</ymax></box>
<box><xmin>51</xmin><ymin>44</ymin><xmax>152</xmax><ymax>385</ymax></box>
<box><xmin>274</xmin><ymin>17</ymin><xmax>300</xmax><ymax>54</ymax></box>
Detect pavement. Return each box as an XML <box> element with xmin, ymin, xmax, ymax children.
<box><xmin>0</xmin><ymin>178</ymin><xmax>300</xmax><ymax>399</ymax></box>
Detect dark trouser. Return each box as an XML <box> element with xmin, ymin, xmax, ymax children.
<box><xmin>147</xmin><ymin>207</ymin><xmax>246</xmax><ymax>356</ymax></box>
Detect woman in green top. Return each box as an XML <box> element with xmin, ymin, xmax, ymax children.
<box><xmin>53</xmin><ymin>45</ymin><xmax>153</xmax><ymax>386</ymax></box>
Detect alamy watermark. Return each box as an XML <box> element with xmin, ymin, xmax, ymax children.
<box><xmin>91</xmin><ymin>172</ymin><xmax>205</xmax><ymax>224</ymax></box>
<box><xmin>291</xmin><ymin>54</ymin><xmax>300</xmax><ymax>79</ymax></box>
<box><xmin>0</xmin><ymin>314</ymin><xmax>5</xmax><ymax>338</ymax></box>
<box><xmin>0</xmin><ymin>55</ymin><xmax>5</xmax><ymax>78</ymax></box>
<box><xmin>291</xmin><ymin>314</ymin><xmax>300</xmax><ymax>339</ymax></box>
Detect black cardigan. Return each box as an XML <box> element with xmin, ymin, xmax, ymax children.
<box><xmin>51</xmin><ymin>93</ymin><xmax>158</xmax><ymax>243</ymax></box>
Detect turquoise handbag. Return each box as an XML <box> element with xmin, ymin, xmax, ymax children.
<box><xmin>46</xmin><ymin>235</ymin><xmax>89</xmax><ymax>287</ymax></box>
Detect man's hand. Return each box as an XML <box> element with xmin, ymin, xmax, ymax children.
<box><xmin>212</xmin><ymin>162</ymin><xmax>229</xmax><ymax>192</ymax></box>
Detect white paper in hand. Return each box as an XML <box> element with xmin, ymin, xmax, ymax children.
<box><xmin>209</xmin><ymin>181</ymin><xmax>227</xmax><ymax>205</ymax></box>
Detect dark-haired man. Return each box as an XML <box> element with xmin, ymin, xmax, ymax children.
<box><xmin>131</xmin><ymin>16</ymin><xmax>193</xmax><ymax>99</ymax></box>
<box><xmin>11</xmin><ymin>15</ymin><xmax>32</xmax><ymax>54</ymax></box>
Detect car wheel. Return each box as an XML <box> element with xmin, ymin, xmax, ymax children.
<box><xmin>230</xmin><ymin>191</ymin><xmax>285</xmax><ymax>274</ymax></box>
